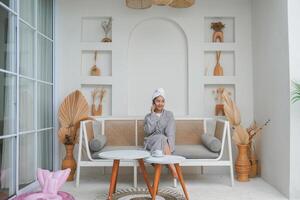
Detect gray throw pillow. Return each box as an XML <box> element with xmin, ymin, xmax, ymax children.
<box><xmin>201</xmin><ymin>134</ymin><xmax>221</xmax><ymax>153</ymax></box>
<box><xmin>89</xmin><ymin>134</ymin><xmax>107</xmax><ymax>152</ymax></box>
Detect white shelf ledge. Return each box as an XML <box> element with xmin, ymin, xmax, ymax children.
<box><xmin>80</xmin><ymin>42</ymin><xmax>112</xmax><ymax>51</ymax></box>
<box><xmin>80</xmin><ymin>76</ymin><xmax>113</xmax><ymax>85</ymax></box>
<box><xmin>203</xmin><ymin>76</ymin><xmax>237</xmax><ymax>85</ymax></box>
<box><xmin>201</xmin><ymin>43</ymin><xmax>236</xmax><ymax>51</ymax></box>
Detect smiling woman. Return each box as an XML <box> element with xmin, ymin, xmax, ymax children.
<box><xmin>144</xmin><ymin>88</ymin><xmax>178</xmax><ymax>179</ymax></box>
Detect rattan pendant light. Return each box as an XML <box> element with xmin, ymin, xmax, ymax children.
<box><xmin>126</xmin><ymin>0</ymin><xmax>152</xmax><ymax>9</ymax></box>
<box><xmin>126</xmin><ymin>0</ymin><xmax>194</xmax><ymax>8</ymax></box>
<box><xmin>152</xmin><ymin>0</ymin><xmax>173</xmax><ymax>6</ymax></box>
<box><xmin>169</xmin><ymin>0</ymin><xmax>195</xmax><ymax>8</ymax></box>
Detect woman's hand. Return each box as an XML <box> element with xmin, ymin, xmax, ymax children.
<box><xmin>151</xmin><ymin>104</ymin><xmax>156</xmax><ymax>113</ymax></box>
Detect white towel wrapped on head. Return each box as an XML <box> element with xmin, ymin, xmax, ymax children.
<box><xmin>152</xmin><ymin>88</ymin><xmax>166</xmax><ymax>100</ymax></box>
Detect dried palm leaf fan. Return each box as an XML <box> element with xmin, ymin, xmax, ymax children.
<box><xmin>58</xmin><ymin>90</ymin><xmax>89</xmax><ymax>144</ymax></box>
<box><xmin>126</xmin><ymin>0</ymin><xmax>152</xmax><ymax>9</ymax></box>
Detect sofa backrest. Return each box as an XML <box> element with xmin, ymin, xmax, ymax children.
<box><xmin>84</xmin><ymin>117</ymin><xmax>226</xmax><ymax>147</ymax></box>
<box><xmin>175</xmin><ymin>120</ymin><xmax>205</xmax><ymax>145</ymax></box>
<box><xmin>105</xmin><ymin>120</ymin><xmax>136</xmax><ymax>146</ymax></box>
<box><xmin>98</xmin><ymin>118</ymin><xmax>206</xmax><ymax>146</ymax></box>
<box><xmin>81</xmin><ymin>117</ymin><xmax>228</xmax><ymax>161</ymax></box>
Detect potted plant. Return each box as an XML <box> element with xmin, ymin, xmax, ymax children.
<box><xmin>222</xmin><ymin>90</ymin><xmax>269</xmax><ymax>181</ymax></box>
<box><xmin>291</xmin><ymin>81</ymin><xmax>300</xmax><ymax>103</ymax></box>
<box><xmin>101</xmin><ymin>18</ymin><xmax>112</xmax><ymax>42</ymax></box>
<box><xmin>58</xmin><ymin>90</ymin><xmax>89</xmax><ymax>181</ymax></box>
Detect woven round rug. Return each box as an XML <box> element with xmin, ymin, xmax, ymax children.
<box><xmin>96</xmin><ymin>187</ymin><xmax>185</xmax><ymax>200</ymax></box>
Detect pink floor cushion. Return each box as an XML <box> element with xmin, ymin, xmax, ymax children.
<box><xmin>13</xmin><ymin>191</ymin><xmax>75</xmax><ymax>200</ymax></box>
<box><xmin>13</xmin><ymin>168</ymin><xmax>74</xmax><ymax>200</ymax></box>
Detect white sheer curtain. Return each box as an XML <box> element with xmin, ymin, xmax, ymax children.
<box><xmin>37</xmin><ymin>83</ymin><xmax>52</xmax><ymax>170</ymax></box>
<box><xmin>1</xmin><ymin>3</ymin><xmax>16</xmax><ymax>194</ymax></box>
<box><xmin>36</xmin><ymin>0</ymin><xmax>53</xmax><ymax>171</ymax></box>
<box><xmin>1</xmin><ymin>75</ymin><xmax>16</xmax><ymax>194</ymax></box>
<box><xmin>19</xmin><ymin>79</ymin><xmax>35</xmax><ymax>186</ymax></box>
<box><xmin>18</xmin><ymin>13</ymin><xmax>35</xmax><ymax>188</ymax></box>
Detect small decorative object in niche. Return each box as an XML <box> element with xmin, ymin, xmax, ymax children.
<box><xmin>90</xmin><ymin>51</ymin><xmax>101</xmax><ymax>76</ymax></box>
<box><xmin>211</xmin><ymin>21</ymin><xmax>225</xmax><ymax>43</ymax></box>
<box><xmin>213</xmin><ymin>51</ymin><xmax>224</xmax><ymax>76</ymax></box>
<box><xmin>91</xmin><ymin>88</ymin><xmax>107</xmax><ymax>116</ymax></box>
<box><xmin>212</xmin><ymin>87</ymin><xmax>231</xmax><ymax>116</ymax></box>
<box><xmin>222</xmin><ymin>90</ymin><xmax>270</xmax><ymax>181</ymax></box>
<box><xmin>101</xmin><ymin>18</ymin><xmax>112</xmax><ymax>43</ymax></box>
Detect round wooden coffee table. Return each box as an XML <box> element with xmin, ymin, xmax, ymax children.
<box><xmin>98</xmin><ymin>150</ymin><xmax>152</xmax><ymax>200</ymax></box>
<box><xmin>144</xmin><ymin>155</ymin><xmax>189</xmax><ymax>200</ymax></box>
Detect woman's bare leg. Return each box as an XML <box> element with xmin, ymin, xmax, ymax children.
<box><xmin>164</xmin><ymin>145</ymin><xmax>178</xmax><ymax>178</ymax></box>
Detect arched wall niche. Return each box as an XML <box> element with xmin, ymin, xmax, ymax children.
<box><xmin>127</xmin><ymin>17</ymin><xmax>189</xmax><ymax>116</ymax></box>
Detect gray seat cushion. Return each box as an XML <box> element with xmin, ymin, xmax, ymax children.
<box><xmin>173</xmin><ymin>145</ymin><xmax>219</xmax><ymax>159</ymax></box>
<box><xmin>92</xmin><ymin>146</ymin><xmax>144</xmax><ymax>159</ymax></box>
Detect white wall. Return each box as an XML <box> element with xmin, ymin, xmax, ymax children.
<box><xmin>128</xmin><ymin>18</ymin><xmax>188</xmax><ymax>115</ymax></box>
<box><xmin>55</xmin><ymin>0</ymin><xmax>253</xmax><ymax>173</ymax></box>
<box><xmin>252</xmin><ymin>0</ymin><xmax>290</xmax><ymax>197</ymax></box>
<box><xmin>288</xmin><ymin>0</ymin><xmax>300</xmax><ymax>199</ymax></box>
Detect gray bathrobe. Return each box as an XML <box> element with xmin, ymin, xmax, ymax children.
<box><xmin>144</xmin><ymin>110</ymin><xmax>176</xmax><ymax>153</ymax></box>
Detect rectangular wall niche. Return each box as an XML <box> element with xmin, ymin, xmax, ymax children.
<box><xmin>204</xmin><ymin>84</ymin><xmax>235</xmax><ymax>117</ymax></box>
<box><xmin>80</xmin><ymin>84</ymin><xmax>112</xmax><ymax>116</ymax></box>
<box><xmin>81</xmin><ymin>50</ymin><xmax>112</xmax><ymax>77</ymax></box>
<box><xmin>204</xmin><ymin>51</ymin><xmax>235</xmax><ymax>76</ymax></box>
<box><xmin>204</xmin><ymin>17</ymin><xmax>235</xmax><ymax>43</ymax></box>
<box><xmin>81</xmin><ymin>16</ymin><xmax>112</xmax><ymax>42</ymax></box>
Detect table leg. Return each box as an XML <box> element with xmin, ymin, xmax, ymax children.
<box><xmin>152</xmin><ymin>164</ymin><xmax>162</xmax><ymax>200</ymax></box>
<box><xmin>175</xmin><ymin>163</ymin><xmax>189</xmax><ymax>200</ymax></box>
<box><xmin>108</xmin><ymin>159</ymin><xmax>120</xmax><ymax>200</ymax></box>
<box><xmin>113</xmin><ymin>160</ymin><xmax>120</xmax><ymax>193</ymax></box>
<box><xmin>138</xmin><ymin>159</ymin><xmax>153</xmax><ymax>196</ymax></box>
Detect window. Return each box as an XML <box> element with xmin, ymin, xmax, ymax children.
<box><xmin>0</xmin><ymin>0</ymin><xmax>53</xmax><ymax>198</ymax></box>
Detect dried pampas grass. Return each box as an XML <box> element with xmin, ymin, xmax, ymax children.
<box><xmin>222</xmin><ymin>90</ymin><xmax>249</xmax><ymax>145</ymax></box>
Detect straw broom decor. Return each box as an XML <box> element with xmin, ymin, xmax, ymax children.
<box><xmin>58</xmin><ymin>90</ymin><xmax>89</xmax><ymax>181</ymax></box>
<box><xmin>91</xmin><ymin>88</ymin><xmax>107</xmax><ymax>116</ymax></box>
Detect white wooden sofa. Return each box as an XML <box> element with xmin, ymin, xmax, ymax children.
<box><xmin>76</xmin><ymin>117</ymin><xmax>234</xmax><ymax>188</ymax></box>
